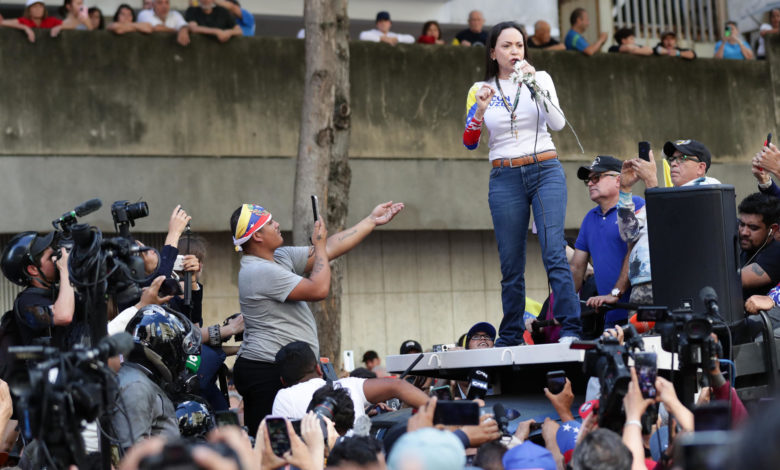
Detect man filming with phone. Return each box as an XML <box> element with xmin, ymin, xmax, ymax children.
<box><xmin>230</xmin><ymin>200</ymin><xmax>404</xmax><ymax>435</ymax></box>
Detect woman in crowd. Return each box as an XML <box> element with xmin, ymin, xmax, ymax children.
<box><xmin>418</xmin><ymin>20</ymin><xmax>444</xmax><ymax>44</ymax></box>
<box><xmin>51</xmin><ymin>0</ymin><xmax>93</xmax><ymax>37</ymax></box>
<box><xmin>758</xmin><ymin>8</ymin><xmax>780</xmax><ymax>59</ymax></box>
<box><xmin>107</xmin><ymin>4</ymin><xmax>152</xmax><ymax>35</ymax></box>
<box><xmin>0</xmin><ymin>0</ymin><xmax>62</xmax><ymax>42</ymax></box>
<box><xmin>87</xmin><ymin>6</ymin><xmax>103</xmax><ymax>29</ymax></box>
<box><xmin>462</xmin><ymin>22</ymin><xmax>580</xmax><ymax>345</ymax></box>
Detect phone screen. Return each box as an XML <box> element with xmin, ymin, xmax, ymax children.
<box><xmin>638</xmin><ymin>141</ymin><xmax>651</xmax><ymax>161</ymax></box>
<box><xmin>634</xmin><ymin>352</ymin><xmax>658</xmax><ymax>399</ymax></box>
<box><xmin>694</xmin><ymin>402</ymin><xmax>731</xmax><ymax>431</ymax></box>
<box><xmin>433</xmin><ymin>401</ymin><xmax>479</xmax><ymax>426</ymax></box>
<box><xmin>546</xmin><ymin>370</ymin><xmax>566</xmax><ymax>394</ymax></box>
<box><xmin>430</xmin><ymin>385</ymin><xmax>453</xmax><ymax>401</ymax></box>
<box><xmin>311</xmin><ymin>195</ymin><xmax>319</xmax><ymax>222</ymax></box>
<box><xmin>266</xmin><ymin>418</ymin><xmax>291</xmax><ymax>457</ymax></box>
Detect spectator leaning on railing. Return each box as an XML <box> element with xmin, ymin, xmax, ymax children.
<box><xmin>107</xmin><ymin>4</ymin><xmax>153</xmax><ymax>35</ymax></box>
<box><xmin>51</xmin><ymin>0</ymin><xmax>93</xmax><ymax>37</ymax></box>
<box><xmin>185</xmin><ymin>0</ymin><xmax>242</xmax><ymax>43</ymax></box>
<box><xmin>137</xmin><ymin>0</ymin><xmax>190</xmax><ymax>45</ymax></box>
<box><xmin>0</xmin><ymin>0</ymin><xmax>63</xmax><ymax>43</ymax></box>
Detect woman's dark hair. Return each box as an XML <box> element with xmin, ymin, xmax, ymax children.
<box><xmin>484</xmin><ymin>21</ymin><xmax>531</xmax><ymax>81</ymax></box>
<box><xmin>88</xmin><ymin>7</ymin><xmax>104</xmax><ymax>29</ymax></box>
<box><xmin>613</xmin><ymin>27</ymin><xmax>634</xmax><ymax>45</ymax></box>
<box><xmin>421</xmin><ymin>20</ymin><xmax>441</xmax><ymax>39</ymax></box>
<box><xmin>113</xmin><ymin>4</ymin><xmax>136</xmax><ymax>23</ymax></box>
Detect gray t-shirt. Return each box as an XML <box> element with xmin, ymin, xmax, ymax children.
<box><xmin>111</xmin><ymin>363</ymin><xmax>179</xmax><ymax>449</ymax></box>
<box><xmin>237</xmin><ymin>247</ymin><xmax>319</xmax><ymax>362</ymax></box>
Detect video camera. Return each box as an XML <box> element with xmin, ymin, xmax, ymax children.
<box><xmin>571</xmin><ymin>324</ymin><xmax>645</xmax><ymax>432</ymax></box>
<box><xmin>7</xmin><ymin>333</ymin><xmax>133</xmax><ymax>469</ymax></box>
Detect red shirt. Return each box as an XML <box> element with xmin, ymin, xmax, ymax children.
<box><xmin>18</xmin><ymin>17</ymin><xmax>63</xmax><ymax>29</ymax></box>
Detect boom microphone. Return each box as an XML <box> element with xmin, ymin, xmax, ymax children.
<box><xmin>700</xmin><ymin>286</ymin><xmax>722</xmax><ymax>320</ymax></box>
<box><xmin>84</xmin><ymin>332</ymin><xmax>134</xmax><ymax>360</ymax></box>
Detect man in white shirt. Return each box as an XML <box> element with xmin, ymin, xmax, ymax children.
<box><xmin>359</xmin><ymin>11</ymin><xmax>413</xmax><ymax>46</ymax></box>
<box><xmin>138</xmin><ymin>0</ymin><xmax>190</xmax><ymax>46</ymax></box>
<box><xmin>271</xmin><ymin>341</ymin><xmax>427</xmax><ymax>433</ymax></box>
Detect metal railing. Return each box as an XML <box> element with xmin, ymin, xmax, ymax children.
<box><xmin>613</xmin><ymin>0</ymin><xmax>723</xmax><ymax>45</ymax></box>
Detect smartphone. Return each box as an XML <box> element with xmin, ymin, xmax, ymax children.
<box><xmin>159</xmin><ymin>277</ymin><xmax>183</xmax><ymax>297</ymax></box>
<box><xmin>546</xmin><ymin>370</ymin><xmax>566</xmax><ymax>394</ymax></box>
<box><xmin>430</xmin><ymin>385</ymin><xmax>453</xmax><ymax>401</ymax></box>
<box><xmin>634</xmin><ymin>352</ymin><xmax>658</xmax><ymax>399</ymax></box>
<box><xmin>433</xmin><ymin>400</ymin><xmax>479</xmax><ymax>426</ymax></box>
<box><xmin>311</xmin><ymin>195</ymin><xmax>320</xmax><ymax>222</ymax></box>
<box><xmin>725</xmin><ymin>26</ymin><xmax>732</xmax><ymax>37</ymax></box>
<box><xmin>173</xmin><ymin>255</ymin><xmax>185</xmax><ymax>271</ymax></box>
<box><xmin>266</xmin><ymin>417</ymin><xmax>291</xmax><ymax>457</ymax></box>
<box><xmin>342</xmin><ymin>350</ymin><xmax>355</xmax><ymax>372</ymax></box>
<box><xmin>638</xmin><ymin>141</ymin><xmax>651</xmax><ymax>161</ymax></box>
<box><xmin>214</xmin><ymin>410</ymin><xmax>240</xmax><ymax>427</ymax></box>
<box><xmin>766</xmin><ymin>133</ymin><xmax>773</xmax><ymax>146</ymax></box>
<box><xmin>694</xmin><ymin>401</ymin><xmax>731</xmax><ymax>431</ymax></box>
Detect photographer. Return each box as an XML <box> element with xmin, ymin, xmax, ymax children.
<box><xmin>111</xmin><ymin>305</ymin><xmax>201</xmax><ymax>450</ymax></box>
<box><xmin>1</xmin><ymin>231</ymin><xmax>75</xmax><ymax>349</ymax></box>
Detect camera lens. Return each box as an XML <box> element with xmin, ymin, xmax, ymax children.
<box><xmin>126</xmin><ymin>202</ymin><xmax>149</xmax><ymax>220</ymax></box>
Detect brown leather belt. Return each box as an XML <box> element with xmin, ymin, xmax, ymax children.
<box><xmin>491</xmin><ymin>151</ymin><xmax>558</xmax><ymax>168</ymax></box>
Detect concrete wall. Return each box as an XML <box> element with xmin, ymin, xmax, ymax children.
<box><xmin>0</xmin><ymin>30</ymin><xmax>777</xmax><ymax>234</ymax></box>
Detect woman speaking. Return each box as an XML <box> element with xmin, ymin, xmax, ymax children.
<box><xmin>462</xmin><ymin>22</ymin><xmax>580</xmax><ymax>345</ymax></box>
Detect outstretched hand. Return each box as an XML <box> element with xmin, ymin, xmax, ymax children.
<box><xmin>370</xmin><ymin>201</ymin><xmax>404</xmax><ymax>226</ymax></box>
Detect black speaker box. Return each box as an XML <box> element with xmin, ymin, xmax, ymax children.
<box><xmin>645</xmin><ymin>185</ymin><xmax>743</xmax><ymax>323</ymax></box>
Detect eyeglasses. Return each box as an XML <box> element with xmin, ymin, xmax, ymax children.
<box><xmin>470</xmin><ymin>334</ymin><xmax>494</xmax><ymax>341</ymax></box>
<box><xmin>584</xmin><ymin>173</ymin><xmax>620</xmax><ymax>185</ymax></box>
<box><xmin>666</xmin><ymin>154</ymin><xmax>700</xmax><ymax>164</ymax></box>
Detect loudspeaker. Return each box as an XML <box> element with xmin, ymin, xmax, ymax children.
<box><xmin>646</xmin><ymin>185</ymin><xmax>743</xmax><ymax>323</ymax></box>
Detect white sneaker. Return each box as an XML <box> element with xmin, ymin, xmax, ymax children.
<box><xmin>558</xmin><ymin>336</ymin><xmax>579</xmax><ymax>344</ymax></box>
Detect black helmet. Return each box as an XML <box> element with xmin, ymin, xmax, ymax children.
<box><xmin>175</xmin><ymin>396</ymin><xmax>214</xmax><ymax>438</ymax></box>
<box><xmin>126</xmin><ymin>305</ymin><xmax>202</xmax><ymax>385</ymax></box>
<box><xmin>1</xmin><ymin>231</ymin><xmax>55</xmax><ymax>286</ymax></box>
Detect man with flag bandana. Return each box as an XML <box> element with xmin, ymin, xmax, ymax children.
<box><xmin>229</xmin><ymin>200</ymin><xmax>404</xmax><ymax>434</ymax></box>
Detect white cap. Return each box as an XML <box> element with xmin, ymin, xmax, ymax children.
<box><xmin>25</xmin><ymin>0</ymin><xmax>45</xmax><ymax>7</ymax></box>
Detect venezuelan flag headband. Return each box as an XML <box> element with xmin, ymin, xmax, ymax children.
<box><xmin>233</xmin><ymin>204</ymin><xmax>272</xmax><ymax>252</ymax></box>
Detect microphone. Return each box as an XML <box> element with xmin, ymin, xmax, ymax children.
<box><xmin>83</xmin><ymin>332</ymin><xmax>134</xmax><ymax>360</ymax></box>
<box><xmin>53</xmin><ymin>198</ymin><xmax>103</xmax><ymax>230</ymax></box>
<box><xmin>73</xmin><ymin>198</ymin><xmax>103</xmax><ymax>217</ymax></box>
<box><xmin>466</xmin><ymin>369</ymin><xmax>489</xmax><ymax>400</ymax></box>
<box><xmin>700</xmin><ymin>286</ymin><xmax>722</xmax><ymax>320</ymax></box>
<box><xmin>493</xmin><ymin>403</ymin><xmax>510</xmax><ymax>436</ymax></box>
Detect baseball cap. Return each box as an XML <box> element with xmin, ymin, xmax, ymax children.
<box><xmin>663</xmin><ymin>139</ymin><xmax>711</xmax><ymax>170</ymax></box>
<box><xmin>466</xmin><ymin>321</ymin><xmax>496</xmax><ymax>343</ymax></box>
<box><xmin>376</xmin><ymin>11</ymin><xmax>391</xmax><ymax>22</ymax></box>
<box><xmin>30</xmin><ymin>232</ymin><xmax>56</xmax><ymax>260</ymax></box>
<box><xmin>577</xmin><ymin>156</ymin><xmax>623</xmax><ymax>180</ymax></box>
<box><xmin>25</xmin><ymin>0</ymin><xmax>44</xmax><ymax>6</ymax></box>
<box><xmin>400</xmin><ymin>339</ymin><xmax>422</xmax><ymax>354</ymax></box>
<box><xmin>502</xmin><ymin>441</ymin><xmax>557</xmax><ymax>470</ymax></box>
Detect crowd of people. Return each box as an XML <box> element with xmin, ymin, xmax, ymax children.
<box><xmin>0</xmin><ymin>2</ymin><xmax>773</xmax><ymax>61</ymax></box>
<box><xmin>0</xmin><ymin>5</ymin><xmax>780</xmax><ymax>470</ymax></box>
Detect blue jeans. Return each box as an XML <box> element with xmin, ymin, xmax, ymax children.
<box><xmin>488</xmin><ymin>158</ymin><xmax>581</xmax><ymax>344</ymax></box>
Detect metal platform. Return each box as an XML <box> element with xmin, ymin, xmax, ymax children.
<box><xmin>386</xmin><ymin>335</ymin><xmax>676</xmax><ymax>378</ymax></box>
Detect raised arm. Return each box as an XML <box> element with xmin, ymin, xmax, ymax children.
<box><xmin>304</xmin><ymin>201</ymin><xmax>404</xmax><ymax>272</ymax></box>
<box><xmin>582</xmin><ymin>32</ymin><xmax>607</xmax><ymax>56</ymax></box>
<box><xmin>362</xmin><ymin>377</ymin><xmax>429</xmax><ymax>408</ymax></box>
<box><xmin>288</xmin><ymin>220</ymin><xmax>331</xmax><ymax>301</ymax></box>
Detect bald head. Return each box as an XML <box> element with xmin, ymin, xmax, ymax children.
<box><xmin>468</xmin><ymin>10</ymin><xmax>484</xmax><ymax>33</ymax></box>
<box><xmin>534</xmin><ymin>20</ymin><xmax>551</xmax><ymax>42</ymax></box>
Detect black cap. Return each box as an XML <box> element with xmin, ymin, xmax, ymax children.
<box><xmin>577</xmin><ymin>156</ymin><xmax>623</xmax><ymax>180</ymax></box>
<box><xmin>399</xmin><ymin>339</ymin><xmax>422</xmax><ymax>354</ymax></box>
<box><xmin>30</xmin><ymin>232</ymin><xmax>56</xmax><ymax>260</ymax></box>
<box><xmin>663</xmin><ymin>139</ymin><xmax>711</xmax><ymax>170</ymax></box>
<box><xmin>376</xmin><ymin>11</ymin><xmax>390</xmax><ymax>22</ymax></box>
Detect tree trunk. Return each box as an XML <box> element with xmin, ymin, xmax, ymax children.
<box><xmin>293</xmin><ymin>0</ymin><xmax>351</xmax><ymax>369</ymax></box>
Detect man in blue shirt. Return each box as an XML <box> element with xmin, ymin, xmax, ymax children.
<box><xmin>715</xmin><ymin>21</ymin><xmax>754</xmax><ymax>60</ymax></box>
<box><xmin>570</xmin><ymin>156</ymin><xmax>645</xmax><ymax>328</ymax></box>
<box><xmin>564</xmin><ymin>7</ymin><xmax>607</xmax><ymax>56</ymax></box>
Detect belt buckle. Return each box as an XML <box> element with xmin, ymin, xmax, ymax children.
<box><xmin>508</xmin><ymin>158</ymin><xmax>516</xmax><ymax>168</ymax></box>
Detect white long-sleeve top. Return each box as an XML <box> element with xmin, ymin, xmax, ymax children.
<box><xmin>463</xmin><ymin>71</ymin><xmax>565</xmax><ymax>160</ymax></box>
<box><xmin>359</xmin><ymin>28</ymin><xmax>415</xmax><ymax>44</ymax></box>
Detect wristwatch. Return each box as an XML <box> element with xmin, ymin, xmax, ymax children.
<box><xmin>610</xmin><ymin>288</ymin><xmax>622</xmax><ymax>298</ymax></box>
